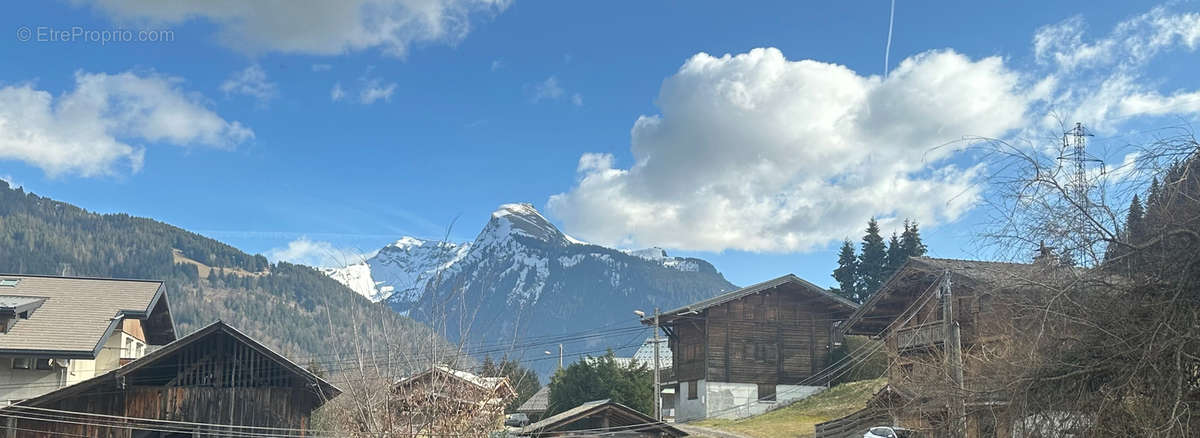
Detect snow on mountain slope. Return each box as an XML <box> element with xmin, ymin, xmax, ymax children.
<box><xmin>323</xmin><ymin>236</ymin><xmax>470</xmax><ymax>303</ymax></box>
<box><xmin>322</xmin><ymin>203</ymin><xmax>736</xmax><ymax>377</ymax></box>
<box><xmin>325</xmin><ymin>203</ymin><xmax>722</xmax><ymax>304</ymax></box>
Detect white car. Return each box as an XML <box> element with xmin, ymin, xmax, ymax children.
<box><xmin>864</xmin><ymin>426</ymin><xmax>918</xmax><ymax>438</ymax></box>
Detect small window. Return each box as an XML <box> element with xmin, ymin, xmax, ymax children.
<box><xmin>757</xmin><ymin>384</ymin><xmax>776</xmax><ymax>402</ymax></box>
<box><xmin>687</xmin><ymin>380</ymin><xmax>698</xmax><ymax>400</ymax></box>
<box><xmin>12</xmin><ymin>357</ymin><xmax>31</xmax><ymax>369</ymax></box>
<box><xmin>35</xmin><ymin>358</ymin><xmax>52</xmax><ymax>370</ymax></box>
<box><xmin>0</xmin><ymin>278</ymin><xmax>20</xmax><ymax>287</ymax></box>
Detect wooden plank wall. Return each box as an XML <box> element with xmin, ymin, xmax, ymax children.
<box><xmin>6</xmin><ymin>331</ymin><xmax>320</xmax><ymax>438</ymax></box>
<box><xmin>671</xmin><ymin>319</ymin><xmax>706</xmax><ymax>382</ymax></box>
<box><xmin>702</xmin><ymin>291</ymin><xmax>838</xmax><ymax>385</ymax></box>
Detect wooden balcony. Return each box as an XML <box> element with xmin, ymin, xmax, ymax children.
<box><xmin>895</xmin><ymin>321</ymin><xmax>944</xmax><ymax>350</ymax></box>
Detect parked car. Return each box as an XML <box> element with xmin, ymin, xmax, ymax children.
<box><xmin>864</xmin><ymin>426</ymin><xmax>920</xmax><ymax>438</ymax></box>
<box><xmin>504</xmin><ymin>413</ymin><xmax>530</xmax><ymax>427</ymax></box>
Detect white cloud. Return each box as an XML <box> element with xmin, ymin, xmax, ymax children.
<box><xmin>311</xmin><ymin>63</ymin><xmax>333</xmax><ymax>72</ymax></box>
<box><xmin>331</xmin><ymin>68</ymin><xmax>397</xmax><ymax>104</ymax></box>
<box><xmin>530</xmin><ymin>75</ymin><xmax>582</xmax><ymax>105</ymax></box>
<box><xmin>78</xmin><ymin>0</ymin><xmax>511</xmax><ymax>57</ymax></box>
<box><xmin>0</xmin><ymin>71</ymin><xmax>252</xmax><ymax>177</ymax></box>
<box><xmin>548</xmin><ymin>48</ymin><xmax>1024</xmax><ymax>253</ymax></box>
<box><xmin>1033</xmin><ymin>6</ymin><xmax>1200</xmax><ymax>132</ymax></box>
<box><xmin>490</xmin><ymin>59</ymin><xmax>504</xmax><ymax>71</ymax></box>
<box><xmin>360</xmin><ymin>77</ymin><xmax>397</xmax><ymax>104</ymax></box>
<box><xmin>0</xmin><ymin>175</ymin><xmax>19</xmax><ymax>189</ymax></box>
<box><xmin>531</xmin><ymin>76</ymin><xmax>564</xmax><ymax>102</ymax></box>
<box><xmin>219</xmin><ymin>64</ymin><xmax>278</xmax><ymax>103</ymax></box>
<box><xmin>265</xmin><ymin>236</ymin><xmax>375</xmax><ymax>268</ymax></box>
<box><xmin>550</xmin><ymin>5</ymin><xmax>1200</xmax><ymax>254</ymax></box>
<box><xmin>330</xmin><ymin>82</ymin><xmax>347</xmax><ymax>101</ymax></box>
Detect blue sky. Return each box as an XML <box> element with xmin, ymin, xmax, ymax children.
<box><xmin>2</xmin><ymin>1</ymin><xmax>1199</xmax><ymax>287</ymax></box>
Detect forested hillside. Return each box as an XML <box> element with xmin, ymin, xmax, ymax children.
<box><xmin>0</xmin><ymin>181</ymin><xmax>434</xmax><ymax>360</ymax></box>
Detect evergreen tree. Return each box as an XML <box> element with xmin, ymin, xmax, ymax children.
<box><xmin>1126</xmin><ymin>194</ymin><xmax>1145</xmax><ymax>243</ymax></box>
<box><xmin>884</xmin><ymin>232</ymin><xmax>904</xmax><ymax>279</ymax></box>
<box><xmin>831</xmin><ymin>239</ymin><xmax>858</xmax><ymax>302</ymax></box>
<box><xmin>547</xmin><ymin>351</ymin><xmax>653</xmax><ymax>416</ymax></box>
<box><xmin>899</xmin><ymin>219</ymin><xmax>927</xmax><ymax>258</ymax></box>
<box><xmin>856</xmin><ymin>218</ymin><xmax>887</xmax><ymax>300</ymax></box>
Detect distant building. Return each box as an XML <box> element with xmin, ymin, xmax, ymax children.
<box><xmin>615</xmin><ymin>338</ymin><xmax>676</xmax><ymax>420</ymax></box>
<box><xmin>647</xmin><ymin>274</ymin><xmax>858</xmax><ymax>421</ymax></box>
<box><xmin>0</xmin><ymin>274</ymin><xmax>176</xmax><ymax>404</ymax></box>
<box><xmin>516</xmin><ymin>386</ymin><xmax>552</xmax><ymax>420</ymax></box>
<box><xmin>1</xmin><ymin>321</ymin><xmax>340</xmax><ymax>437</ymax></box>
<box><xmin>519</xmin><ymin>399</ymin><xmax>688</xmax><ymax>437</ymax></box>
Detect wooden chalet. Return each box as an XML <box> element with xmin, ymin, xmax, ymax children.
<box><xmin>393</xmin><ymin>365</ymin><xmax>517</xmax><ymax>435</ymax></box>
<box><xmin>1</xmin><ymin>321</ymin><xmax>340</xmax><ymax>438</ymax></box>
<box><xmin>519</xmin><ymin>399</ymin><xmax>687</xmax><ymax>437</ymax></box>
<box><xmin>646</xmin><ymin>274</ymin><xmax>858</xmax><ymax>421</ymax></box>
<box><xmin>841</xmin><ymin>256</ymin><xmax>1049</xmax><ymax>438</ymax></box>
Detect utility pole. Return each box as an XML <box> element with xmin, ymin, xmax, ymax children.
<box><xmin>941</xmin><ymin>270</ymin><xmax>965</xmax><ymax>436</ymax></box>
<box><xmin>636</xmin><ymin>308</ymin><xmax>663</xmax><ymax>422</ymax></box>
<box><xmin>559</xmin><ymin>343</ymin><xmax>563</xmax><ymax>370</ymax></box>
<box><xmin>652</xmin><ymin>307</ymin><xmax>662</xmax><ymax>422</ymax></box>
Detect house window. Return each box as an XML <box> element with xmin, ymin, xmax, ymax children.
<box><xmin>12</xmin><ymin>357</ymin><xmax>31</xmax><ymax>369</ymax></box>
<box><xmin>35</xmin><ymin>358</ymin><xmax>52</xmax><ymax>370</ymax></box>
<box><xmin>757</xmin><ymin>384</ymin><xmax>776</xmax><ymax>402</ymax></box>
<box><xmin>687</xmin><ymin>380</ymin><xmax>698</xmax><ymax>400</ymax></box>
<box><xmin>0</xmin><ymin>278</ymin><xmax>19</xmax><ymax>287</ymax></box>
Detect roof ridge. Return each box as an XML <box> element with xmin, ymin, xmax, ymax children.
<box><xmin>0</xmin><ymin>273</ymin><xmax>164</xmax><ymax>283</ymax></box>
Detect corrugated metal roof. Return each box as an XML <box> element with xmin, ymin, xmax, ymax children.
<box><xmin>0</xmin><ymin>274</ymin><xmax>167</xmax><ymax>357</ymax></box>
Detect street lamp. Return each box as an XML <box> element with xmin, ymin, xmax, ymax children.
<box><xmin>636</xmin><ymin>308</ymin><xmax>662</xmax><ymax>422</ymax></box>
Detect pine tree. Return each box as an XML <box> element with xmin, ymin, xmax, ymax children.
<box><xmin>1125</xmin><ymin>194</ymin><xmax>1145</xmax><ymax>244</ymax></box>
<box><xmin>885</xmin><ymin>232</ymin><xmax>904</xmax><ymax>278</ymax></box>
<box><xmin>856</xmin><ymin>218</ymin><xmax>887</xmax><ymax>300</ymax></box>
<box><xmin>831</xmin><ymin>239</ymin><xmax>858</xmax><ymax>302</ymax></box>
<box><xmin>900</xmin><ymin>219</ymin><xmax>927</xmax><ymax>258</ymax></box>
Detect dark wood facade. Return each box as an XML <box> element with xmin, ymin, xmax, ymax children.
<box><xmin>1</xmin><ymin>321</ymin><xmax>339</xmax><ymax>438</ymax></box>
<box><xmin>656</xmin><ymin>275</ymin><xmax>857</xmax><ymax>387</ymax></box>
<box><xmin>842</xmin><ymin>257</ymin><xmax>1043</xmax><ymax>438</ymax></box>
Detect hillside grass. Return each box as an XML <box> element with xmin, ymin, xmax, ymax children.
<box><xmin>693</xmin><ymin>378</ymin><xmax>886</xmax><ymax>438</ymax></box>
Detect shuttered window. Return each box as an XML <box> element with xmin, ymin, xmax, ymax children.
<box><xmin>687</xmin><ymin>380</ymin><xmax>698</xmax><ymax>400</ymax></box>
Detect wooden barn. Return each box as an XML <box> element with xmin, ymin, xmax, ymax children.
<box><xmin>1</xmin><ymin>321</ymin><xmax>340</xmax><ymax>437</ymax></box>
<box><xmin>646</xmin><ymin>274</ymin><xmax>858</xmax><ymax>421</ymax></box>
<box><xmin>519</xmin><ymin>399</ymin><xmax>687</xmax><ymax>437</ymax></box>
<box><xmin>840</xmin><ymin>256</ymin><xmax>1049</xmax><ymax>438</ymax></box>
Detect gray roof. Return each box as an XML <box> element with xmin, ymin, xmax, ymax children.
<box><xmin>520</xmin><ymin>399</ymin><xmax>687</xmax><ymax>437</ymax></box>
<box><xmin>0</xmin><ymin>274</ymin><xmax>174</xmax><ymax>357</ymax></box>
<box><xmin>650</xmin><ymin>274</ymin><xmax>857</xmax><ymax>324</ymax></box>
<box><xmin>516</xmin><ymin>386</ymin><xmax>550</xmax><ymax>413</ymax></box>
<box><xmin>842</xmin><ymin>257</ymin><xmax>1041</xmax><ymax>336</ymax></box>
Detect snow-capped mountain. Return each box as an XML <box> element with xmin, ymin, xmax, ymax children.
<box><xmin>322</xmin><ymin>236</ymin><xmax>469</xmax><ymax>303</ymax></box>
<box><xmin>324</xmin><ymin>203</ymin><xmax>736</xmax><ymax>375</ymax></box>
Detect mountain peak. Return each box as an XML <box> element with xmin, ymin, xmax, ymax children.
<box><xmin>481</xmin><ymin>203</ymin><xmax>579</xmax><ymax>246</ymax></box>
